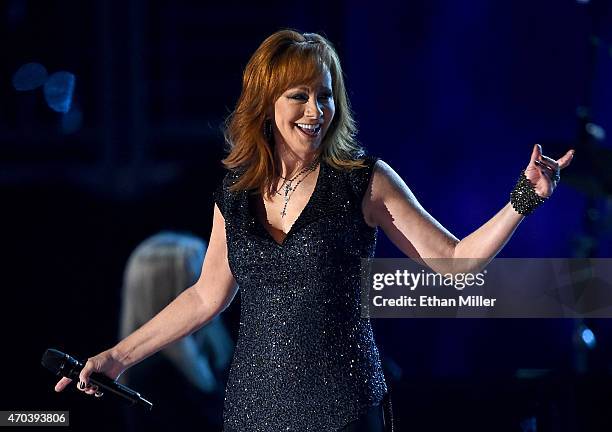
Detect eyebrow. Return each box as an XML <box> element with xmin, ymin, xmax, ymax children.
<box><xmin>291</xmin><ymin>85</ymin><xmax>333</xmax><ymax>93</ymax></box>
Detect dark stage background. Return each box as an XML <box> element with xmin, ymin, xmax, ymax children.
<box><xmin>2</xmin><ymin>1</ymin><xmax>612</xmax><ymax>431</ymax></box>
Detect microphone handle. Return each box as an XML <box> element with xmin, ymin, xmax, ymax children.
<box><xmin>62</xmin><ymin>359</ymin><xmax>153</xmax><ymax>411</ymax></box>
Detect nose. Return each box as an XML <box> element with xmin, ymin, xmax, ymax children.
<box><xmin>305</xmin><ymin>98</ymin><xmax>324</xmax><ymax>119</ymax></box>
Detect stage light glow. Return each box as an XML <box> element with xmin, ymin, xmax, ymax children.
<box><xmin>61</xmin><ymin>107</ymin><xmax>83</xmax><ymax>134</ymax></box>
<box><xmin>585</xmin><ymin>123</ymin><xmax>605</xmax><ymax>141</ymax></box>
<box><xmin>581</xmin><ymin>327</ymin><xmax>596</xmax><ymax>349</ymax></box>
<box><xmin>519</xmin><ymin>416</ymin><xmax>536</xmax><ymax>432</ymax></box>
<box><xmin>12</xmin><ymin>62</ymin><xmax>48</xmax><ymax>91</ymax></box>
<box><xmin>43</xmin><ymin>71</ymin><xmax>76</xmax><ymax>113</ymax></box>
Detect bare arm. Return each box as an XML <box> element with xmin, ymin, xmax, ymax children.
<box><xmin>362</xmin><ymin>159</ymin><xmax>460</xmax><ymax>273</ymax></box>
<box><xmin>363</xmin><ymin>146</ymin><xmax>574</xmax><ymax>274</ymax></box>
<box><xmin>55</xmin><ymin>203</ymin><xmax>238</xmax><ymax>392</ymax></box>
<box><xmin>112</xmin><ymin>203</ymin><xmax>238</xmax><ymax>369</ymax></box>
<box><xmin>451</xmin><ymin>202</ymin><xmax>522</xmax><ymax>263</ymax></box>
<box><xmin>453</xmin><ymin>145</ymin><xmax>574</xmax><ymax>263</ymax></box>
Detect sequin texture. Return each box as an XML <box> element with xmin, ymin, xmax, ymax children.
<box><xmin>509</xmin><ymin>169</ymin><xmax>548</xmax><ymax>215</ymax></box>
<box><xmin>214</xmin><ymin>155</ymin><xmax>388</xmax><ymax>431</ymax></box>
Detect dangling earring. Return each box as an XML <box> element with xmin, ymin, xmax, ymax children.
<box><xmin>263</xmin><ymin>119</ymin><xmax>273</xmax><ymax>142</ymax></box>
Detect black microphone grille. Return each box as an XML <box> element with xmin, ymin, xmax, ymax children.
<box><xmin>41</xmin><ymin>348</ymin><xmax>66</xmax><ymax>373</ymax></box>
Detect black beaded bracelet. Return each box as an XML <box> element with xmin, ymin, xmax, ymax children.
<box><xmin>510</xmin><ymin>169</ymin><xmax>548</xmax><ymax>215</ymax></box>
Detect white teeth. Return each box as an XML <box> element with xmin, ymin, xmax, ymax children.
<box><xmin>296</xmin><ymin>123</ymin><xmax>320</xmax><ymax>131</ymax></box>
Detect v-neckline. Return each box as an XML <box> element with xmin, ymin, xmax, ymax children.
<box><xmin>248</xmin><ymin>161</ymin><xmax>324</xmax><ymax>248</ymax></box>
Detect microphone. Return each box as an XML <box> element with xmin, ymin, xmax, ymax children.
<box><xmin>41</xmin><ymin>348</ymin><xmax>153</xmax><ymax>411</ymax></box>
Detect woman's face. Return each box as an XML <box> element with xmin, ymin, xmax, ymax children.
<box><xmin>271</xmin><ymin>67</ymin><xmax>335</xmax><ymax>155</ymax></box>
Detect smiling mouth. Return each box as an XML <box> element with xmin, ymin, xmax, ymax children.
<box><xmin>295</xmin><ymin>123</ymin><xmax>322</xmax><ymax>137</ymax></box>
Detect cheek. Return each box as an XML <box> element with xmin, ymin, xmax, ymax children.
<box><xmin>278</xmin><ymin>107</ymin><xmax>301</xmax><ymax>125</ymax></box>
<box><xmin>326</xmin><ymin>105</ymin><xmax>335</xmax><ymax>126</ymax></box>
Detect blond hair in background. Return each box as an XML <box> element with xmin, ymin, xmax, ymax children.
<box><xmin>119</xmin><ymin>231</ymin><xmax>233</xmax><ymax>393</ymax></box>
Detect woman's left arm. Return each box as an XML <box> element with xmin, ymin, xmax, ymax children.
<box><xmin>363</xmin><ymin>144</ymin><xmax>574</xmax><ymax>273</ymax></box>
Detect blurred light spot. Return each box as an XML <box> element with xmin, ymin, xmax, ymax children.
<box><xmin>576</xmin><ymin>0</ymin><xmax>590</xmax><ymax>4</ymax></box>
<box><xmin>587</xmin><ymin>208</ymin><xmax>600</xmax><ymax>221</ymax></box>
<box><xmin>585</xmin><ymin>123</ymin><xmax>605</xmax><ymax>141</ymax></box>
<box><xmin>581</xmin><ymin>327</ymin><xmax>596</xmax><ymax>349</ymax></box>
<box><xmin>520</xmin><ymin>416</ymin><xmax>537</xmax><ymax>432</ymax></box>
<box><xmin>44</xmin><ymin>71</ymin><xmax>76</xmax><ymax>113</ymax></box>
<box><xmin>61</xmin><ymin>106</ymin><xmax>83</xmax><ymax>134</ymax></box>
<box><xmin>12</xmin><ymin>62</ymin><xmax>48</xmax><ymax>91</ymax></box>
<box><xmin>576</xmin><ymin>106</ymin><xmax>589</xmax><ymax>118</ymax></box>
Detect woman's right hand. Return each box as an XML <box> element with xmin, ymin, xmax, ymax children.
<box><xmin>54</xmin><ymin>349</ymin><xmax>126</xmax><ymax>398</ymax></box>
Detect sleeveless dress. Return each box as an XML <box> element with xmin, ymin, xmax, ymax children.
<box><xmin>214</xmin><ymin>155</ymin><xmax>389</xmax><ymax>432</ymax></box>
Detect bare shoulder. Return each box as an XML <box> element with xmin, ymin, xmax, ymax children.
<box><xmin>369</xmin><ymin>159</ymin><xmax>415</xmax><ymax>201</ymax></box>
<box><xmin>363</xmin><ymin>159</ymin><xmax>420</xmax><ymax>227</ymax></box>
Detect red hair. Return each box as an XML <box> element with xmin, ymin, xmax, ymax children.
<box><xmin>222</xmin><ymin>29</ymin><xmax>367</xmax><ymax>196</ymax></box>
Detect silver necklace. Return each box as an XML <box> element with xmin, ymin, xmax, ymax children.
<box><xmin>275</xmin><ymin>159</ymin><xmax>319</xmax><ymax>218</ymax></box>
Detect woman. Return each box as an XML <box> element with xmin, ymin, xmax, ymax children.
<box><xmin>119</xmin><ymin>232</ymin><xmax>233</xmax><ymax>430</ymax></box>
<box><xmin>54</xmin><ymin>30</ymin><xmax>574</xmax><ymax>431</ymax></box>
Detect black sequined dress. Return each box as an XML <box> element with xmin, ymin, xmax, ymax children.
<box><xmin>214</xmin><ymin>155</ymin><xmax>388</xmax><ymax>431</ymax></box>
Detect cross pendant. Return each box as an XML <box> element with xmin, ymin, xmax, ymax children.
<box><xmin>281</xmin><ymin>182</ymin><xmax>292</xmax><ymax>218</ymax></box>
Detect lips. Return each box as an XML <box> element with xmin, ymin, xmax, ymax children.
<box><xmin>295</xmin><ymin>123</ymin><xmax>322</xmax><ymax>137</ymax></box>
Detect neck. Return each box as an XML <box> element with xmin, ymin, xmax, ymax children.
<box><xmin>274</xmin><ymin>145</ymin><xmax>320</xmax><ymax>179</ymax></box>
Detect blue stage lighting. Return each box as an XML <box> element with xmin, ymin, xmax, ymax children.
<box><xmin>581</xmin><ymin>327</ymin><xmax>596</xmax><ymax>349</ymax></box>
<box><xmin>43</xmin><ymin>71</ymin><xmax>76</xmax><ymax>113</ymax></box>
<box><xmin>61</xmin><ymin>107</ymin><xmax>83</xmax><ymax>134</ymax></box>
<box><xmin>12</xmin><ymin>62</ymin><xmax>48</xmax><ymax>91</ymax></box>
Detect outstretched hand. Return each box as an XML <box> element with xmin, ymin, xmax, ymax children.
<box><xmin>524</xmin><ymin>144</ymin><xmax>574</xmax><ymax>198</ymax></box>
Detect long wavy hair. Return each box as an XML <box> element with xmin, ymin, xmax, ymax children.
<box><xmin>222</xmin><ymin>29</ymin><xmax>367</xmax><ymax>197</ymax></box>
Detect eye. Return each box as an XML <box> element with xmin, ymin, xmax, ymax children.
<box><xmin>288</xmin><ymin>93</ymin><xmax>308</xmax><ymax>101</ymax></box>
<box><xmin>318</xmin><ymin>93</ymin><xmax>333</xmax><ymax>101</ymax></box>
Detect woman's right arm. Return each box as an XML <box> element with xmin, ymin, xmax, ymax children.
<box><xmin>54</xmin><ymin>203</ymin><xmax>238</xmax><ymax>394</ymax></box>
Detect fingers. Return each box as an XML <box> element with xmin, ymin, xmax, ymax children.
<box><xmin>77</xmin><ymin>382</ymin><xmax>103</xmax><ymax>397</ymax></box>
<box><xmin>534</xmin><ymin>159</ymin><xmax>557</xmax><ymax>175</ymax></box>
<box><xmin>531</xmin><ymin>144</ymin><xmax>558</xmax><ymax>172</ymax></box>
<box><xmin>79</xmin><ymin>384</ymin><xmax>98</xmax><ymax>394</ymax></box>
<box><xmin>534</xmin><ymin>160</ymin><xmax>560</xmax><ymax>187</ymax></box>
<box><xmin>557</xmin><ymin>149</ymin><xmax>575</xmax><ymax>169</ymax></box>
<box><xmin>84</xmin><ymin>383</ymin><xmax>99</xmax><ymax>395</ymax></box>
<box><xmin>530</xmin><ymin>143</ymin><xmax>542</xmax><ymax>164</ymax></box>
<box><xmin>532</xmin><ymin>145</ymin><xmax>575</xmax><ymax>171</ymax></box>
<box><xmin>534</xmin><ymin>162</ymin><xmax>555</xmax><ymax>181</ymax></box>
<box><xmin>76</xmin><ymin>358</ymin><xmax>102</xmax><ymax>396</ymax></box>
<box><xmin>78</xmin><ymin>359</ymin><xmax>94</xmax><ymax>388</ymax></box>
<box><xmin>54</xmin><ymin>377</ymin><xmax>72</xmax><ymax>392</ymax></box>
<box><xmin>539</xmin><ymin>154</ymin><xmax>559</xmax><ymax>171</ymax></box>
<box><xmin>530</xmin><ymin>144</ymin><xmax>575</xmax><ymax>186</ymax></box>
<box><xmin>76</xmin><ymin>380</ymin><xmax>101</xmax><ymax>396</ymax></box>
